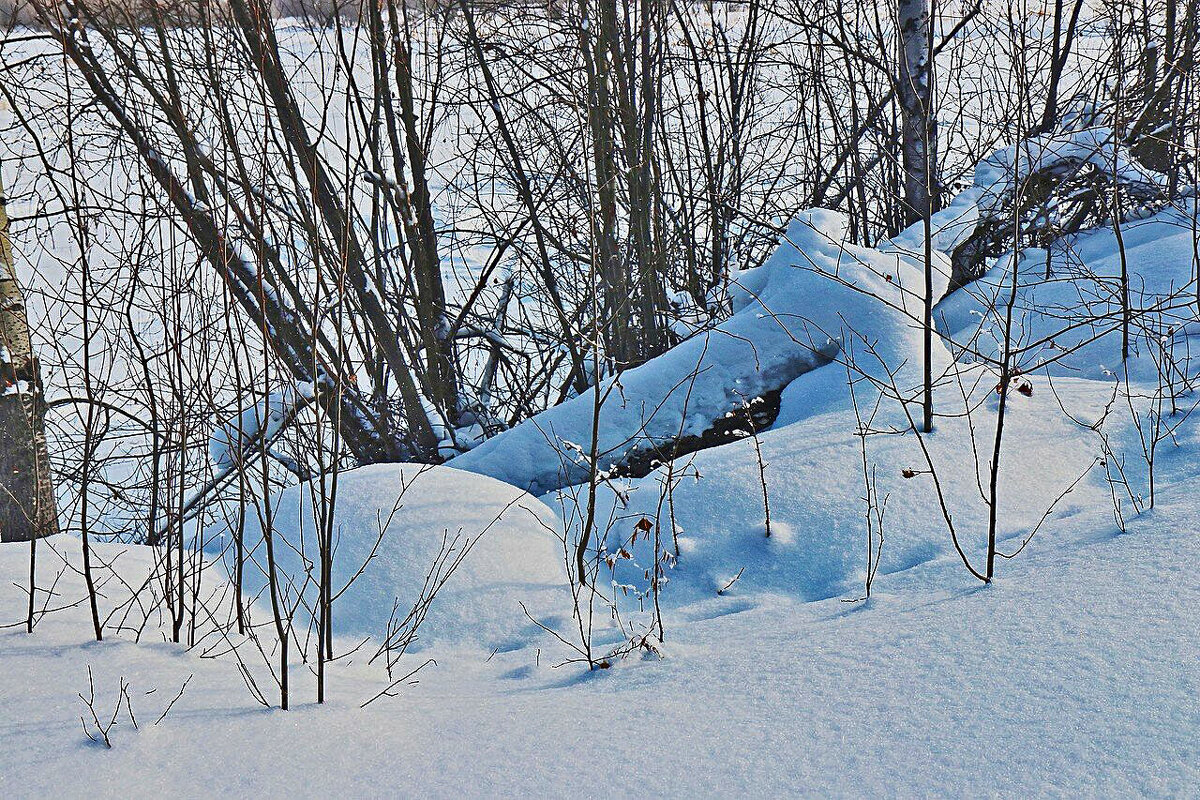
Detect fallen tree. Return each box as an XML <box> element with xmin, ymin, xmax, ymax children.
<box><xmin>449</xmin><ymin>209</ymin><xmax>946</xmax><ymax>495</ymax></box>
<box><xmin>947</xmin><ymin>128</ymin><xmax>1168</xmax><ymax>289</ymax></box>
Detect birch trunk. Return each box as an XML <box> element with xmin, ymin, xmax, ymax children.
<box><xmin>0</xmin><ymin>160</ymin><xmax>59</xmax><ymax>542</ymax></box>
<box><xmin>896</xmin><ymin>0</ymin><xmax>938</xmax><ymax>227</ymax></box>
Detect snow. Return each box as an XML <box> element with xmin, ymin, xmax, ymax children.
<box><xmin>4</xmin><ymin>200</ymin><xmax>1199</xmax><ymax>794</ymax></box>
<box><xmin>219</xmin><ymin>463</ymin><xmax>566</xmax><ymax>649</ymax></box>
<box><xmin>451</xmin><ymin>209</ymin><xmax>943</xmax><ymax>495</ymax></box>
<box><xmin>208</xmin><ymin>384</ymin><xmax>312</xmax><ymax>469</ymax></box>
<box><xmin>552</xmin><ymin>356</ymin><xmax>1114</xmax><ymax>609</ymax></box>
<box><xmin>937</xmin><ymin>206</ymin><xmax>1200</xmax><ymax>383</ymax></box>
<box><xmin>542</xmin><ymin>206</ymin><xmax>1200</xmax><ymax>616</ymax></box>
<box><xmin>2</xmin><ymin>447</ymin><xmax>1197</xmax><ymax>795</ymax></box>
<box><xmin>971</xmin><ymin>127</ymin><xmax>1165</xmax><ymax>221</ymax></box>
<box><xmin>3</xmin><ymin>35</ymin><xmax>1199</xmax><ymax>789</ymax></box>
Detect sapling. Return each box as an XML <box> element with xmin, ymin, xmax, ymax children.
<box><xmin>62</xmin><ymin>69</ymin><xmax>103</xmax><ymax>641</ymax></box>
<box><xmin>736</xmin><ymin>392</ymin><xmax>773</xmax><ymax>539</ymax></box>
<box><xmin>77</xmin><ymin>666</ymin><xmax>134</xmax><ymax>748</ymax></box>
<box><xmin>846</xmin><ymin>352</ymin><xmax>887</xmax><ymax>600</ymax></box>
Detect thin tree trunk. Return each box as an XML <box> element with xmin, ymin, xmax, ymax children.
<box><xmin>583</xmin><ymin>0</ymin><xmax>629</xmax><ymax>368</ymax></box>
<box><xmin>896</xmin><ymin>0</ymin><xmax>938</xmax><ymax>228</ymax></box>
<box><xmin>390</xmin><ymin>16</ymin><xmax>460</xmax><ymax>421</ymax></box>
<box><xmin>1037</xmin><ymin>0</ymin><xmax>1086</xmax><ymax>135</ymax></box>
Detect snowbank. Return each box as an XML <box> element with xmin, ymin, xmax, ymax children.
<box><xmin>228</xmin><ymin>463</ymin><xmax>566</xmax><ymax>649</ymax></box>
<box><xmin>936</xmin><ymin>206</ymin><xmax>1200</xmax><ymax>382</ymax></box>
<box><xmin>548</xmin><ymin>211</ymin><xmax>1195</xmax><ymax>611</ymax></box>
<box><xmin>451</xmin><ymin>209</ymin><xmax>946</xmax><ymax>494</ymax></box>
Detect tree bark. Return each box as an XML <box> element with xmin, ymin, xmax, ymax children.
<box><xmin>582</xmin><ymin>0</ymin><xmax>630</xmax><ymax>368</ymax></box>
<box><xmin>0</xmin><ymin>160</ymin><xmax>59</xmax><ymax>542</ymax></box>
<box><xmin>896</xmin><ymin>0</ymin><xmax>938</xmax><ymax>227</ymax></box>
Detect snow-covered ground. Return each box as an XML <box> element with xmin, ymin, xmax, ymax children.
<box><xmin>3</xmin><ymin>201</ymin><xmax>1199</xmax><ymax>796</ymax></box>
<box><xmin>1</xmin><ymin>461</ymin><xmax>1197</xmax><ymax>796</ymax></box>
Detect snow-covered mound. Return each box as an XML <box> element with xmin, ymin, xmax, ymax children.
<box><xmin>452</xmin><ymin>209</ymin><xmax>949</xmax><ymax>494</ymax></box>
<box><xmin>549</xmin><ymin>208</ymin><xmax>1193</xmax><ymax>610</ymax></box>
<box><xmin>552</xmin><ymin>367</ymin><xmax>1111</xmax><ymax>605</ymax></box>
<box><xmin>229</xmin><ymin>464</ymin><xmax>566</xmax><ymax>649</ymax></box>
<box><xmin>3</xmin><ymin>210</ymin><xmax>1197</xmax><ymax>799</ymax></box>
<box><xmin>937</xmin><ymin>207</ymin><xmax>1200</xmax><ymax>382</ymax></box>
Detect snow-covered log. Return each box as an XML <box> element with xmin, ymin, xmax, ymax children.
<box><xmin>208</xmin><ymin>383</ymin><xmax>315</xmax><ymax>470</ymax></box>
<box><xmin>948</xmin><ymin>127</ymin><xmax>1166</xmax><ymax>288</ymax></box>
<box><xmin>450</xmin><ymin>210</ymin><xmax>944</xmax><ymax>495</ymax></box>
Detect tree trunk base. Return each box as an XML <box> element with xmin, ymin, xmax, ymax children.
<box><xmin>0</xmin><ymin>390</ymin><xmax>58</xmax><ymax>543</ymax></box>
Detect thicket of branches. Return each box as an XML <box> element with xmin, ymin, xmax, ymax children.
<box><xmin>3</xmin><ymin>0</ymin><xmax>1192</xmax><ymax>531</ymax></box>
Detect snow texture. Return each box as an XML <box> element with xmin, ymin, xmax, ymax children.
<box><xmin>2</xmin><ymin>209</ymin><xmax>1199</xmax><ymax>797</ymax></box>
<box><xmin>225</xmin><ymin>463</ymin><xmax>566</xmax><ymax>648</ymax></box>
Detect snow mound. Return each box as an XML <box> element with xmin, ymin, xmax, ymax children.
<box><xmin>936</xmin><ymin>207</ymin><xmax>1200</xmax><ymax>382</ymax></box>
<box><xmin>563</xmin><ymin>369</ymin><xmax>1110</xmax><ymax>606</ymax></box>
<box><xmin>452</xmin><ymin>209</ymin><xmax>944</xmax><ymax>494</ymax></box>
<box><xmin>231</xmin><ymin>464</ymin><xmax>566</xmax><ymax>649</ymax></box>
<box><xmin>548</xmin><ymin>210</ymin><xmax>1195</xmax><ymax>611</ymax></box>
